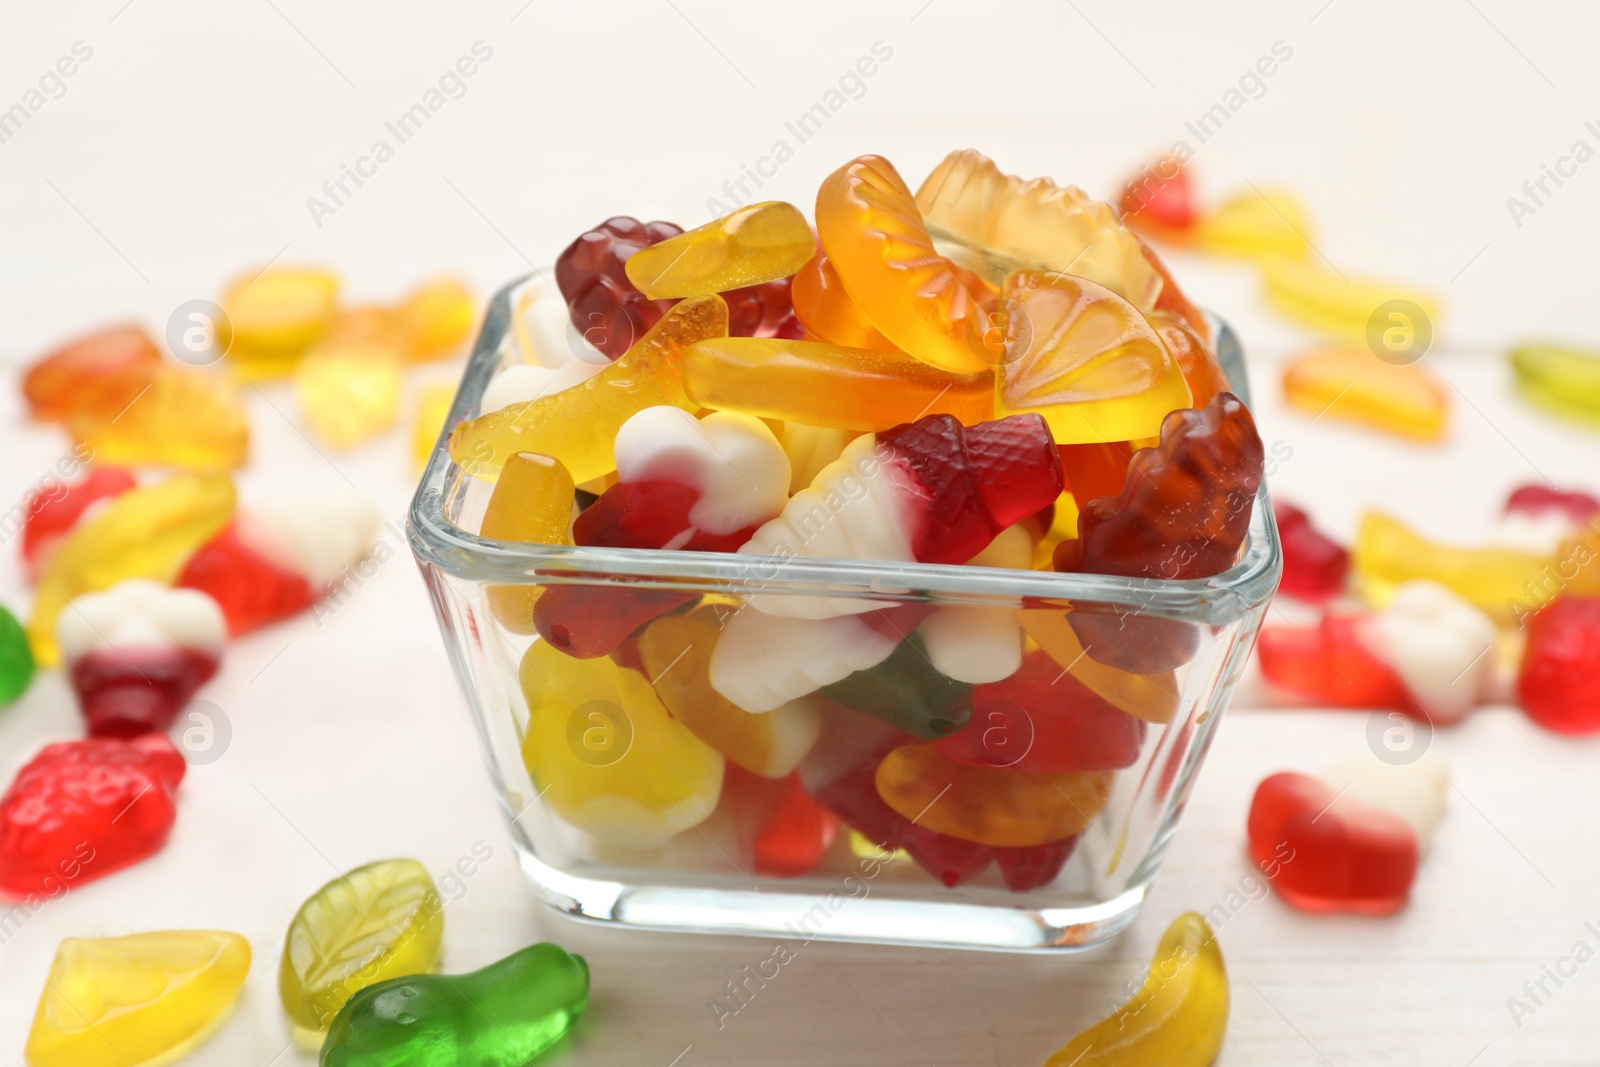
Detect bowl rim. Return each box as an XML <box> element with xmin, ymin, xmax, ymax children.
<box><xmin>408</xmin><ymin>273</ymin><xmax>1283</xmax><ymax>624</ymax></box>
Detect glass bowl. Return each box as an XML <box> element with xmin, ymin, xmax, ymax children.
<box><xmin>408</xmin><ymin>273</ymin><xmax>1281</xmax><ymax>953</ymax></box>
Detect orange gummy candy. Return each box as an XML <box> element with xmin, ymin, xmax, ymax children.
<box><xmin>789</xmin><ymin>250</ymin><xmax>896</xmax><ymax>351</ymax></box>
<box><xmin>1282</xmin><ymin>347</ymin><xmax>1448</xmax><ymax>442</ymax></box>
<box><xmin>70</xmin><ymin>365</ymin><xmax>249</xmax><ymax>471</ymax></box>
<box><xmin>24</xmin><ymin>325</ymin><xmax>162</xmax><ymax>423</ymax></box>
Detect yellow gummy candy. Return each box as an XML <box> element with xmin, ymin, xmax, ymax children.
<box><xmin>412</xmin><ymin>383</ymin><xmax>457</xmax><ymax>468</ymax></box>
<box><xmin>681</xmin><ymin>336</ymin><xmax>994</xmax><ymax>432</ymax></box>
<box><xmin>71</xmin><ymin>365</ymin><xmax>249</xmax><ymax>472</ymax></box>
<box><xmin>279</xmin><ymin>858</ymin><xmax>444</xmax><ymax>1044</ymax></box>
<box><xmin>449</xmin><ymin>294</ymin><xmax>728</xmax><ymax>483</ymax></box>
<box><xmin>294</xmin><ymin>341</ymin><xmax>405</xmax><ymax>449</ymax></box>
<box><xmin>638</xmin><ymin>608</ymin><xmax>820</xmax><ymax>778</ymax></box>
<box><xmin>998</xmin><ymin>270</ymin><xmax>1191</xmax><ymax>444</ymax></box>
<box><xmin>29</xmin><ymin>473</ymin><xmax>235</xmax><ymax>665</ymax></box>
<box><xmin>1354</xmin><ymin>512</ymin><xmax>1553</xmax><ymax>619</ymax></box>
<box><xmin>221</xmin><ymin>267</ymin><xmax>340</xmax><ymax>379</ymax></box>
<box><xmin>482</xmin><ymin>452</ymin><xmax>575</xmax><ymax>634</ymax></box>
<box><xmin>400</xmin><ymin>277</ymin><xmax>476</xmax><ymax>361</ymax></box>
<box><xmin>519</xmin><ymin>640</ymin><xmax>723</xmax><ymax>849</ymax></box>
<box><xmin>1509</xmin><ymin>343</ymin><xmax>1600</xmax><ymax>427</ymax></box>
<box><xmin>1194</xmin><ymin>188</ymin><xmax>1311</xmax><ymax>261</ymax></box>
<box><xmin>1045</xmin><ymin>912</ymin><xmax>1228</xmax><ymax>1067</ymax></box>
<box><xmin>1018</xmin><ymin>610</ymin><xmax>1180</xmax><ymax>724</ymax></box>
<box><xmin>625</xmin><ymin>201</ymin><xmax>815</xmax><ymax>299</ymax></box>
<box><xmin>1281</xmin><ymin>346</ymin><xmax>1449</xmax><ymax>442</ymax></box>
<box><xmin>26</xmin><ymin>930</ymin><xmax>250</xmax><ymax>1067</ymax></box>
<box><xmin>1262</xmin><ymin>255</ymin><xmax>1443</xmax><ymax>345</ymax></box>
<box><xmin>915</xmin><ymin>148</ymin><xmax>1162</xmax><ymax>312</ymax></box>
<box><xmin>778</xmin><ymin>422</ymin><xmax>860</xmax><ymax>494</ymax></box>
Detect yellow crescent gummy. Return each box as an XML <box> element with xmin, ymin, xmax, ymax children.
<box><xmin>625</xmin><ymin>201</ymin><xmax>815</xmax><ymax>299</ymax></box>
<box><xmin>70</xmin><ymin>365</ymin><xmax>249</xmax><ymax>472</ymax></box>
<box><xmin>1354</xmin><ymin>511</ymin><xmax>1552</xmax><ymax>619</ymax></box>
<box><xmin>1194</xmin><ymin>188</ymin><xmax>1311</xmax><ymax>261</ymax></box>
<box><xmin>448</xmin><ymin>294</ymin><xmax>727</xmax><ymax>483</ymax></box>
<box><xmin>1262</xmin><ymin>255</ymin><xmax>1443</xmax><ymax>345</ymax></box>
<box><xmin>1281</xmin><ymin>346</ymin><xmax>1449</xmax><ymax>442</ymax></box>
<box><xmin>25</xmin><ymin>930</ymin><xmax>251</xmax><ymax>1067</ymax></box>
<box><xmin>1044</xmin><ymin>912</ymin><xmax>1229</xmax><ymax>1067</ymax></box>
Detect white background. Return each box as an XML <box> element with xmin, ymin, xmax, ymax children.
<box><xmin>2</xmin><ymin>2</ymin><xmax>1599</xmax><ymax>1064</ymax></box>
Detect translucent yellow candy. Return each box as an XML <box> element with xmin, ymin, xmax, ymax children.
<box><xmin>70</xmin><ymin>365</ymin><xmax>249</xmax><ymax>471</ymax></box>
<box><xmin>1354</xmin><ymin>512</ymin><xmax>1552</xmax><ymax>620</ymax></box>
<box><xmin>915</xmin><ymin>148</ymin><xmax>1162</xmax><ymax>312</ymax></box>
<box><xmin>519</xmin><ymin>639</ymin><xmax>723</xmax><ymax>848</ymax></box>
<box><xmin>25</xmin><ymin>930</ymin><xmax>250</xmax><ymax>1067</ymax></box>
<box><xmin>29</xmin><ymin>474</ymin><xmax>235</xmax><ymax>666</ymax></box>
<box><xmin>997</xmin><ymin>270</ymin><xmax>1191</xmax><ymax>444</ymax></box>
<box><xmin>638</xmin><ymin>608</ymin><xmax>820</xmax><ymax>778</ymax></box>
<box><xmin>412</xmin><ymin>383</ymin><xmax>457</xmax><ymax>468</ymax></box>
<box><xmin>401</xmin><ymin>278</ymin><xmax>477</xmax><ymax>361</ymax></box>
<box><xmin>279</xmin><ymin>858</ymin><xmax>444</xmax><ymax>1045</ymax></box>
<box><xmin>778</xmin><ymin>422</ymin><xmax>860</xmax><ymax>493</ymax></box>
<box><xmin>449</xmin><ymin>294</ymin><xmax>727</xmax><ymax>483</ymax></box>
<box><xmin>1045</xmin><ymin>912</ymin><xmax>1228</xmax><ymax>1067</ymax></box>
<box><xmin>1262</xmin><ymin>255</ymin><xmax>1443</xmax><ymax>344</ymax></box>
<box><xmin>1510</xmin><ymin>343</ymin><xmax>1600</xmax><ymax>426</ymax></box>
<box><xmin>1281</xmin><ymin>346</ymin><xmax>1449</xmax><ymax>442</ymax></box>
<box><xmin>294</xmin><ymin>341</ymin><xmax>404</xmax><ymax>449</ymax></box>
<box><xmin>221</xmin><ymin>267</ymin><xmax>340</xmax><ymax>379</ymax></box>
<box><xmin>1194</xmin><ymin>188</ymin><xmax>1311</xmax><ymax>261</ymax></box>
<box><xmin>1018</xmin><ymin>610</ymin><xmax>1180</xmax><ymax>724</ymax></box>
<box><xmin>482</xmin><ymin>453</ymin><xmax>575</xmax><ymax>634</ymax></box>
<box><xmin>625</xmin><ymin>201</ymin><xmax>814</xmax><ymax>299</ymax></box>
<box><xmin>681</xmin><ymin>336</ymin><xmax>994</xmax><ymax>432</ymax></box>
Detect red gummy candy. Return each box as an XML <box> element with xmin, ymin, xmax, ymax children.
<box><xmin>0</xmin><ymin>734</ymin><xmax>185</xmax><ymax>898</ymax></box>
<box><xmin>1247</xmin><ymin>771</ymin><xmax>1417</xmax><ymax>915</ymax></box>
<box><xmin>724</xmin><ymin>277</ymin><xmax>803</xmax><ymax>340</ymax></box>
<box><xmin>1504</xmin><ymin>484</ymin><xmax>1600</xmax><ymax>525</ymax></box>
<box><xmin>877</xmin><ymin>413</ymin><xmax>1064</xmax><ymax>566</ymax></box>
<box><xmin>935</xmin><ymin>650</ymin><xmax>1146</xmax><ymax>774</ymax></box>
<box><xmin>723</xmin><ymin>766</ymin><xmax>839</xmax><ymax>879</ymax></box>
<box><xmin>1273</xmin><ymin>500</ymin><xmax>1350</xmax><ymax>602</ymax></box>
<box><xmin>533</xmin><ymin>586</ymin><xmax>693</xmax><ymax>660</ymax></box>
<box><xmin>21</xmin><ymin>466</ymin><xmax>137</xmax><ymax>579</ymax></box>
<box><xmin>994</xmin><ymin>836</ymin><xmax>1080</xmax><ymax>892</ymax></box>
<box><xmin>176</xmin><ymin>519</ymin><xmax>317</xmax><ymax>636</ymax></box>
<box><xmin>574</xmin><ymin>481</ymin><xmax>755</xmax><ymax>554</ymax></box>
<box><xmin>1517</xmin><ymin>597</ymin><xmax>1600</xmax><ymax>735</ymax></box>
<box><xmin>71</xmin><ymin>647</ymin><xmax>221</xmax><ymax>739</ymax></box>
<box><xmin>556</xmin><ymin>216</ymin><xmax>683</xmax><ymax>359</ymax></box>
<box><xmin>1256</xmin><ymin>613</ymin><xmax>1408</xmax><ymax>708</ymax></box>
<box><xmin>1118</xmin><ymin>156</ymin><xmax>1198</xmax><ymax>236</ymax></box>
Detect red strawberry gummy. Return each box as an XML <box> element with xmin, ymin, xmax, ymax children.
<box><xmin>21</xmin><ymin>466</ymin><xmax>137</xmax><ymax>580</ymax></box>
<box><xmin>723</xmin><ymin>766</ymin><xmax>839</xmax><ymax>879</ymax></box>
<box><xmin>1517</xmin><ymin>597</ymin><xmax>1600</xmax><ymax>735</ymax></box>
<box><xmin>555</xmin><ymin>216</ymin><xmax>683</xmax><ymax>359</ymax></box>
<box><xmin>1247</xmin><ymin>771</ymin><xmax>1417</xmax><ymax>915</ymax></box>
<box><xmin>1273</xmin><ymin>500</ymin><xmax>1350</xmax><ymax>602</ymax></box>
<box><xmin>1256</xmin><ymin>613</ymin><xmax>1407</xmax><ymax>708</ymax></box>
<box><xmin>935</xmin><ymin>650</ymin><xmax>1146</xmax><ymax>774</ymax></box>
<box><xmin>0</xmin><ymin>734</ymin><xmax>185</xmax><ymax>898</ymax></box>
<box><xmin>1118</xmin><ymin>155</ymin><xmax>1198</xmax><ymax>236</ymax></box>
<box><xmin>994</xmin><ymin>835</ymin><xmax>1080</xmax><ymax>892</ymax></box>
<box><xmin>1504</xmin><ymin>484</ymin><xmax>1600</xmax><ymax>525</ymax></box>
<box><xmin>176</xmin><ymin>517</ymin><xmax>317</xmax><ymax>636</ymax></box>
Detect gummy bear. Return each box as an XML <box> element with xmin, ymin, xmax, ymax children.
<box><xmin>280</xmin><ymin>859</ymin><xmax>444</xmax><ymax>1043</ymax></box>
<box><xmin>295</xmin><ymin>341</ymin><xmax>404</xmax><ymax>449</ymax></box>
<box><xmin>789</xmin><ymin>250</ymin><xmax>896</xmax><ymax>350</ymax></box>
<box><xmin>1354</xmin><ymin>511</ymin><xmax>1552</xmax><ymax>620</ymax></box>
<box><xmin>1273</xmin><ymin>500</ymin><xmax>1349</xmax><ymax>602</ymax></box>
<box><xmin>914</xmin><ymin>148</ymin><xmax>1163</xmax><ymax>312</ymax></box>
<box><xmin>520</xmin><ymin>639</ymin><xmax>723</xmax><ymax>848</ymax></box>
<box><xmin>1263</xmin><ymin>256</ymin><xmax>1443</xmax><ymax>345</ymax></box>
<box><xmin>997</xmin><ymin>270</ymin><xmax>1192</xmax><ymax>445</ymax></box>
<box><xmin>29</xmin><ymin>473</ymin><xmax>235</xmax><ymax>666</ymax></box>
<box><xmin>70</xmin><ymin>365</ymin><xmax>250</xmax><ymax>471</ymax></box>
<box><xmin>0</xmin><ymin>734</ymin><xmax>184</xmax><ymax>898</ymax></box>
<box><xmin>0</xmin><ymin>604</ymin><xmax>34</xmax><ymax>706</ymax></box>
<box><xmin>1194</xmin><ymin>188</ymin><xmax>1311</xmax><ymax>261</ymax></box>
<box><xmin>820</xmin><ymin>633</ymin><xmax>973</xmax><ymax>740</ymax></box>
<box><xmin>321</xmin><ymin>942</ymin><xmax>588</xmax><ymax>1067</ymax></box>
<box><xmin>816</xmin><ymin>153</ymin><xmax>994</xmax><ymax>373</ymax></box>
<box><xmin>25</xmin><ymin>930</ymin><xmax>250</xmax><ymax>1067</ymax></box>
<box><xmin>21</xmin><ymin>466</ymin><xmax>137</xmax><ymax>580</ymax></box>
<box><xmin>1118</xmin><ymin>155</ymin><xmax>1199</xmax><ymax>242</ymax></box>
<box><xmin>873</xmin><ymin>743</ymin><xmax>1112</xmax><ymax>847</ymax></box>
<box><xmin>220</xmin><ymin>266</ymin><xmax>340</xmax><ymax>379</ymax></box>
<box><xmin>479</xmin><ymin>452</ymin><xmax>575</xmax><ymax>635</ymax></box>
<box><xmin>934</xmin><ymin>649</ymin><xmax>1146</xmax><ymax>774</ymax></box>
<box><xmin>1517</xmin><ymin>597</ymin><xmax>1600</xmax><ymax>735</ymax></box>
<box><xmin>1281</xmin><ymin>346</ymin><xmax>1448</xmax><ymax>441</ymax></box>
<box><xmin>1248</xmin><ymin>756</ymin><xmax>1448</xmax><ymax>914</ymax></box>
<box><xmin>625</xmin><ymin>200</ymin><xmax>815</xmax><ymax>298</ymax></box>
<box><xmin>22</xmin><ymin>324</ymin><xmax>161</xmax><ymax>422</ymax></box>
<box><xmin>556</xmin><ymin>215</ymin><xmax>684</xmax><ymax>359</ymax></box>
<box><xmin>1509</xmin><ymin>342</ymin><xmax>1600</xmax><ymax>427</ymax></box>
<box><xmin>1055</xmin><ymin>392</ymin><xmax>1264</xmax><ymax>672</ymax></box>
<box><xmin>398</xmin><ymin>277</ymin><xmax>476</xmax><ymax>361</ymax></box>
<box><xmin>1044</xmin><ymin>912</ymin><xmax>1227</xmax><ymax>1067</ymax></box>
<box><xmin>58</xmin><ymin>580</ymin><xmax>224</xmax><ymax>738</ymax></box>
<box><xmin>638</xmin><ymin>608</ymin><xmax>820</xmax><ymax>778</ymax></box>
<box><xmin>448</xmin><ymin>293</ymin><xmax>728</xmax><ymax>483</ymax></box>
<box><xmin>721</xmin><ymin>765</ymin><xmax>838</xmax><ymax>878</ymax></box>
<box><xmin>681</xmin><ymin>335</ymin><xmax>994</xmax><ymax>431</ymax></box>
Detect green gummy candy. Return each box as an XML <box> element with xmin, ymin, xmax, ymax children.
<box><xmin>820</xmin><ymin>633</ymin><xmax>972</xmax><ymax>740</ymax></box>
<box><xmin>320</xmin><ymin>942</ymin><xmax>589</xmax><ymax>1067</ymax></box>
<box><xmin>0</xmin><ymin>605</ymin><xmax>34</xmax><ymax>706</ymax></box>
<box><xmin>1510</xmin><ymin>343</ymin><xmax>1600</xmax><ymax>426</ymax></box>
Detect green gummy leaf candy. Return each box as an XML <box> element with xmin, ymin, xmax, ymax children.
<box><xmin>320</xmin><ymin>942</ymin><xmax>589</xmax><ymax>1067</ymax></box>
<box><xmin>0</xmin><ymin>604</ymin><xmax>34</xmax><ymax>706</ymax></box>
<box><xmin>820</xmin><ymin>633</ymin><xmax>973</xmax><ymax>740</ymax></box>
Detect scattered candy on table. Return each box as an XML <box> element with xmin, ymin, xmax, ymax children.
<box><xmin>1517</xmin><ymin>596</ymin><xmax>1600</xmax><ymax>735</ymax></box>
<box><xmin>1509</xmin><ymin>342</ymin><xmax>1600</xmax><ymax>427</ymax></box>
<box><xmin>1281</xmin><ymin>345</ymin><xmax>1449</xmax><ymax>442</ymax></box>
<box><xmin>1273</xmin><ymin>500</ymin><xmax>1350</xmax><ymax>602</ymax></box>
<box><xmin>0</xmin><ymin>603</ymin><xmax>36</xmax><ymax>706</ymax></box>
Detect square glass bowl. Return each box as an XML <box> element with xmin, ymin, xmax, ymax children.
<box><xmin>408</xmin><ymin>274</ymin><xmax>1282</xmax><ymax>953</ymax></box>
